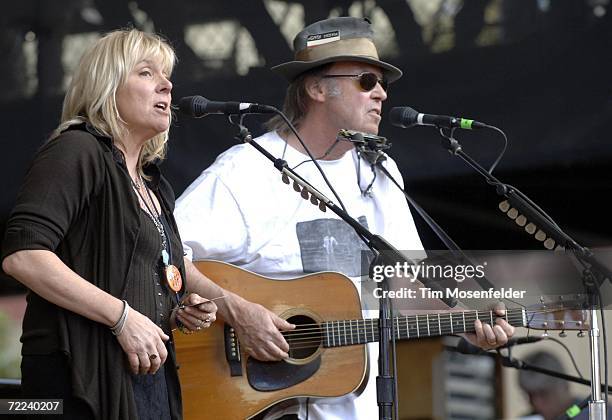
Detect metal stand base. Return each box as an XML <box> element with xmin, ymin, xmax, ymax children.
<box><xmin>589</xmin><ymin>307</ymin><xmax>607</xmax><ymax>420</ymax></box>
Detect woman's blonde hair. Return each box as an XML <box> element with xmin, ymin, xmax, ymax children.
<box><xmin>52</xmin><ymin>29</ymin><xmax>176</xmax><ymax>173</ymax></box>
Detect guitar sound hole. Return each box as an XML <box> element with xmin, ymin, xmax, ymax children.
<box><xmin>285</xmin><ymin>314</ymin><xmax>322</xmax><ymax>360</ymax></box>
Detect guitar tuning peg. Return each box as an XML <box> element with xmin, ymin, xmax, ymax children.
<box><xmin>515</xmin><ymin>215</ymin><xmax>527</xmax><ymax>227</ymax></box>
<box><xmin>292</xmin><ymin>181</ymin><xmax>301</xmax><ymax>192</ymax></box>
<box><xmin>541</xmin><ymin>330</ymin><xmax>549</xmax><ymax>338</ymax></box>
<box><xmin>318</xmin><ymin>201</ymin><xmax>327</xmax><ymax>212</ymax></box>
<box><xmin>310</xmin><ymin>195</ymin><xmax>318</xmax><ymax>206</ymax></box>
<box><xmin>554</xmin><ymin>245</ymin><xmax>565</xmax><ymax>251</ymax></box>
<box><xmin>543</xmin><ymin>238</ymin><xmax>556</xmax><ymax>250</ymax></box>
<box><xmin>507</xmin><ymin>208</ymin><xmax>519</xmax><ymax>219</ymax></box>
<box><xmin>577</xmin><ymin>330</ymin><xmax>586</xmax><ymax>338</ymax></box>
<box><xmin>559</xmin><ymin>330</ymin><xmax>567</xmax><ymax>337</ymax></box>
<box><xmin>281</xmin><ymin>173</ymin><xmax>290</xmax><ymax>185</ymax></box>
<box><xmin>300</xmin><ymin>189</ymin><xmax>309</xmax><ymax>200</ymax></box>
<box><xmin>525</xmin><ymin>223</ymin><xmax>537</xmax><ymax>234</ymax></box>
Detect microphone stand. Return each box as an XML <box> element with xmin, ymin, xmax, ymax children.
<box><xmin>430</xmin><ymin>127</ymin><xmax>611</xmax><ymax>420</ymax></box>
<box><xmin>229</xmin><ymin>117</ymin><xmax>454</xmax><ymax>420</ymax></box>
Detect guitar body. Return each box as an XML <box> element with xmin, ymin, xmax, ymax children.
<box><xmin>175</xmin><ymin>260</ymin><xmax>368</xmax><ymax>419</ymax></box>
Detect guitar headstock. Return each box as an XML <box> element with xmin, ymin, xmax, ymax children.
<box><xmin>525</xmin><ymin>295</ymin><xmax>589</xmax><ymax>332</ymax></box>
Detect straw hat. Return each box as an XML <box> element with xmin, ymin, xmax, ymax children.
<box><xmin>272</xmin><ymin>16</ymin><xmax>402</xmax><ymax>83</ymax></box>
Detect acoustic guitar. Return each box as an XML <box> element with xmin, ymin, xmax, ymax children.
<box><xmin>175</xmin><ymin>260</ymin><xmax>589</xmax><ymax>419</ymax></box>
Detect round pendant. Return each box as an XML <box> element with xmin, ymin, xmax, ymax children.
<box><xmin>164</xmin><ymin>264</ymin><xmax>183</xmax><ymax>292</ymax></box>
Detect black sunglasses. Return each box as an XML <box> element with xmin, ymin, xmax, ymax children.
<box><xmin>321</xmin><ymin>72</ymin><xmax>388</xmax><ymax>92</ymax></box>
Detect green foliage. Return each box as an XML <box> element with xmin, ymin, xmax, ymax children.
<box><xmin>0</xmin><ymin>311</ymin><xmax>21</xmax><ymax>378</ymax></box>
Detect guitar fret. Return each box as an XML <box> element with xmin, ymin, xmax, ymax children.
<box><xmin>437</xmin><ymin>313</ymin><xmax>441</xmax><ymax>336</ymax></box>
<box><xmin>490</xmin><ymin>311</ymin><xmax>494</xmax><ymax>326</ymax></box>
<box><xmin>462</xmin><ymin>311</ymin><xmax>466</xmax><ymax>332</ymax></box>
<box><xmin>395</xmin><ymin>317</ymin><xmax>400</xmax><ymax>339</ymax></box>
<box><xmin>426</xmin><ymin>314</ymin><xmax>430</xmax><ymax>337</ymax></box>
<box><xmin>343</xmin><ymin>320</ymin><xmax>347</xmax><ymax>346</ymax></box>
<box><xmin>449</xmin><ymin>313</ymin><xmax>454</xmax><ymax>334</ymax></box>
<box><xmin>370</xmin><ymin>319</ymin><xmax>374</xmax><ymax>342</ymax></box>
<box><xmin>357</xmin><ymin>321</ymin><xmax>368</xmax><ymax>343</ymax></box>
<box><xmin>333</xmin><ymin>321</ymin><xmax>338</xmax><ymax>346</ymax></box>
<box><xmin>416</xmin><ymin>314</ymin><xmax>420</xmax><ymax>337</ymax></box>
<box><xmin>405</xmin><ymin>315</ymin><xmax>410</xmax><ymax>339</ymax></box>
<box><xmin>361</xmin><ymin>320</ymin><xmax>366</xmax><ymax>343</ymax></box>
<box><xmin>333</xmin><ymin>321</ymin><xmax>338</xmax><ymax>347</ymax></box>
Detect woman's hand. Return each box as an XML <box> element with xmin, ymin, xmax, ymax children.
<box><xmin>115</xmin><ymin>307</ymin><xmax>169</xmax><ymax>375</ymax></box>
<box><xmin>174</xmin><ymin>293</ymin><xmax>218</xmax><ymax>333</ymax></box>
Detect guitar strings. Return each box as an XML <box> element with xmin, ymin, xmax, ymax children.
<box><xmin>277</xmin><ymin>306</ymin><xmax>576</xmax><ymax>337</ymax></box>
<box><xmin>280</xmin><ymin>315</ymin><xmax>526</xmax><ymax>339</ymax></box>
<box><xmin>276</xmin><ymin>307</ymin><xmax>585</xmax><ymax>350</ymax></box>
<box><xmin>280</xmin><ymin>317</ymin><xmax>576</xmax><ymax>342</ymax></box>
<box><xmin>282</xmin><ymin>318</ymin><xmax>528</xmax><ymax>347</ymax></box>
<box><xmin>283</xmin><ymin>321</ymin><xmax>527</xmax><ymax>351</ymax></box>
<box><xmin>285</xmin><ymin>318</ymin><xmax>532</xmax><ymax>351</ymax></box>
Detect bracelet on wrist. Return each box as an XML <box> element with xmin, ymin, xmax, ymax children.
<box><xmin>110</xmin><ymin>300</ymin><xmax>129</xmax><ymax>336</ymax></box>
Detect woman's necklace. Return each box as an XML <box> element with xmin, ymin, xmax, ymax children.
<box><xmin>131</xmin><ymin>174</ymin><xmax>183</xmax><ymax>301</ymax></box>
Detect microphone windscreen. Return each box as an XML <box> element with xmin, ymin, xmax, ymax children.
<box><xmin>178</xmin><ymin>96</ymin><xmax>207</xmax><ymax>117</ymax></box>
<box><xmin>389</xmin><ymin>107</ymin><xmax>419</xmax><ymax>128</ymax></box>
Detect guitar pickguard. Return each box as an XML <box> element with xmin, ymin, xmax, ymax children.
<box><xmin>247</xmin><ymin>356</ymin><xmax>322</xmax><ymax>392</ymax></box>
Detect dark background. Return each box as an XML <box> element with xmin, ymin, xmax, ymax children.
<box><xmin>1</xmin><ymin>0</ymin><xmax>611</xmax><ymax>294</ymax></box>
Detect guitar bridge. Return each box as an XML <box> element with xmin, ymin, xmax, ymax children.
<box><xmin>224</xmin><ymin>324</ymin><xmax>243</xmax><ymax>376</ymax></box>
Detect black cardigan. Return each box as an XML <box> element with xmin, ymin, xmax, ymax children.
<box><xmin>2</xmin><ymin>123</ymin><xmax>185</xmax><ymax>419</ymax></box>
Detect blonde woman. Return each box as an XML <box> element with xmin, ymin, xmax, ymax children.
<box><xmin>1</xmin><ymin>29</ymin><xmax>216</xmax><ymax>419</ymax></box>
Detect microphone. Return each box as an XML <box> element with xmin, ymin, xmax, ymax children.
<box><xmin>389</xmin><ymin>106</ymin><xmax>487</xmax><ymax>130</ymax></box>
<box><xmin>454</xmin><ymin>336</ymin><xmax>544</xmax><ymax>355</ymax></box>
<box><xmin>179</xmin><ymin>95</ymin><xmax>276</xmax><ymax>117</ymax></box>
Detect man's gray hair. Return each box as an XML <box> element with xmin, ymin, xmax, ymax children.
<box><xmin>264</xmin><ymin>63</ymin><xmax>334</xmax><ymax>136</ymax></box>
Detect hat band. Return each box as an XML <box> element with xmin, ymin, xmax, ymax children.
<box><xmin>295</xmin><ymin>38</ymin><xmax>380</xmax><ymax>62</ymax></box>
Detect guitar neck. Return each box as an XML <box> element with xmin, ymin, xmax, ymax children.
<box><xmin>322</xmin><ymin>308</ymin><xmax>526</xmax><ymax>348</ymax></box>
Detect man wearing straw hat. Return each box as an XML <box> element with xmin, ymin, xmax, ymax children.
<box><xmin>176</xmin><ymin>16</ymin><xmax>514</xmax><ymax>419</ymax></box>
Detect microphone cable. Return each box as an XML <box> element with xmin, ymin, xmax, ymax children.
<box><xmin>230</xmin><ymin>112</ymin><xmax>349</xmax><ymax>214</ymax></box>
